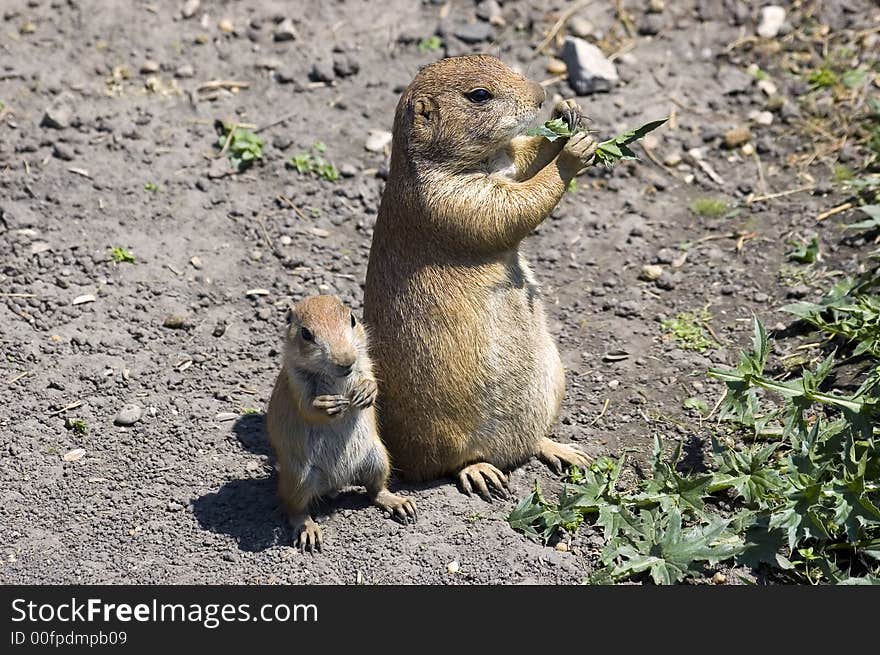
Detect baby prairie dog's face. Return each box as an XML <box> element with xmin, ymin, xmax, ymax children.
<box><xmin>285</xmin><ymin>295</ymin><xmax>366</xmax><ymax>378</ymax></box>
<box><xmin>401</xmin><ymin>55</ymin><xmax>546</xmax><ymax>166</ymax></box>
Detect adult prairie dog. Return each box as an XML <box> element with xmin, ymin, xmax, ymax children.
<box><xmin>266</xmin><ymin>295</ymin><xmax>416</xmax><ymax>551</ymax></box>
<box><xmin>364</xmin><ymin>55</ymin><xmax>595</xmax><ymax>498</ymax></box>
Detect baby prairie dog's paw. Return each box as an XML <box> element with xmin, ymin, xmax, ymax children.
<box><xmin>349</xmin><ymin>376</ymin><xmax>378</xmax><ymax>409</ymax></box>
<box><xmin>562</xmin><ymin>131</ymin><xmax>597</xmax><ymax>169</ymax></box>
<box><xmin>552</xmin><ymin>98</ymin><xmax>590</xmax><ymax>133</ymax></box>
<box><xmin>373</xmin><ymin>489</ymin><xmax>417</xmax><ymax>524</ymax></box>
<box><xmin>313</xmin><ymin>394</ymin><xmax>350</xmax><ymax>416</ymax></box>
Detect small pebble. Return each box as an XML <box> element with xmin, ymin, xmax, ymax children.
<box><xmin>114</xmin><ymin>404</ymin><xmax>144</xmax><ymax>426</ymax></box>
<box><xmin>640</xmin><ymin>264</ymin><xmax>663</xmax><ymax>281</ymax></box>
<box><xmin>63</xmin><ymin>448</ymin><xmax>86</xmax><ymax>462</ymax></box>
<box><xmin>712</xmin><ymin>572</ymin><xmax>727</xmax><ymax>585</ymax></box>
<box><xmin>546</xmin><ymin>58</ymin><xmax>567</xmax><ymax>75</ymax></box>
<box><xmin>218</xmin><ymin>18</ymin><xmax>234</xmax><ymax>34</ymax></box>
<box><xmin>181</xmin><ymin>0</ymin><xmax>200</xmax><ymax>19</ymax></box>
<box><xmin>567</xmin><ymin>16</ymin><xmax>594</xmax><ymax>38</ymax></box>
<box><xmin>163</xmin><ymin>314</ymin><xmax>188</xmax><ymax>329</ymax></box>
<box><xmin>722</xmin><ymin>125</ymin><xmax>751</xmax><ymax>149</ymax></box>
<box><xmin>663</xmin><ymin>152</ymin><xmax>682</xmax><ymax>166</ymax></box>
<box><xmin>365</xmin><ymin>129</ymin><xmax>392</xmax><ymax>153</ymax></box>
<box><xmin>555</xmin><ymin>542</ymin><xmax>570</xmax><ymax>552</ymax></box>
<box><xmin>757</xmin><ymin>5</ymin><xmax>786</xmax><ymax>39</ymax></box>
<box><xmin>174</xmin><ymin>64</ymin><xmax>195</xmax><ymax>79</ymax></box>
<box><xmin>140</xmin><ymin>60</ymin><xmax>160</xmax><ymax>74</ymax></box>
<box><xmin>447</xmin><ymin>560</ymin><xmax>460</xmax><ymax>574</ymax></box>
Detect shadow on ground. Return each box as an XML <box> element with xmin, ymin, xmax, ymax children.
<box><xmin>192</xmin><ymin>475</ymin><xmax>286</xmax><ymax>552</ymax></box>
<box><xmin>232</xmin><ymin>412</ymin><xmax>272</xmax><ymax>457</ymax></box>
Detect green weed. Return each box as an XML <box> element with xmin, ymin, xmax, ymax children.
<box><xmin>661</xmin><ymin>309</ymin><xmax>718</xmax><ymax>352</ymax></box>
<box><xmin>690</xmin><ymin>197</ymin><xmax>730</xmax><ymax>218</ymax></box>
<box><xmin>109</xmin><ymin>247</ymin><xmax>135</xmax><ymax>263</ymax></box>
<box><xmin>216</xmin><ymin>122</ymin><xmax>264</xmax><ymax>172</ymax></box>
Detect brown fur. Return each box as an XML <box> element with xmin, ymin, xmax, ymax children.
<box><xmin>364</xmin><ymin>55</ymin><xmax>595</xmax><ymax>493</ymax></box>
<box><xmin>266</xmin><ymin>295</ymin><xmax>415</xmax><ymax>551</ymax></box>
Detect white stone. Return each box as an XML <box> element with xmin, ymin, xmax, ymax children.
<box><xmin>364</xmin><ymin>129</ymin><xmax>392</xmax><ymax>153</ymax></box>
<box><xmin>757</xmin><ymin>5</ymin><xmax>786</xmax><ymax>38</ymax></box>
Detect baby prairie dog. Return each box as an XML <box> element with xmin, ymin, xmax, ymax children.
<box><xmin>364</xmin><ymin>55</ymin><xmax>596</xmax><ymax>498</ymax></box>
<box><xmin>266</xmin><ymin>295</ymin><xmax>416</xmax><ymax>552</ymax></box>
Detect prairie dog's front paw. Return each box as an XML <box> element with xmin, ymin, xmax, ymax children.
<box><xmin>552</xmin><ymin>99</ymin><xmax>590</xmax><ymax>133</ymax></box>
<box><xmin>349</xmin><ymin>376</ymin><xmax>378</xmax><ymax>409</ymax></box>
<box><xmin>313</xmin><ymin>394</ymin><xmax>350</xmax><ymax>416</ymax></box>
<box><xmin>562</xmin><ymin>131</ymin><xmax>597</xmax><ymax>168</ymax></box>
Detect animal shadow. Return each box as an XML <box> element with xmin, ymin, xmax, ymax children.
<box><xmin>232</xmin><ymin>412</ymin><xmax>272</xmax><ymax>457</ymax></box>
<box><xmin>192</xmin><ymin>475</ymin><xmax>286</xmax><ymax>552</ymax></box>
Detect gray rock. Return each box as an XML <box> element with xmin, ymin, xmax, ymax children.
<box><xmin>41</xmin><ymin>97</ymin><xmax>74</xmax><ymax>129</ymax></box>
<box><xmin>333</xmin><ymin>53</ymin><xmax>359</xmax><ymax>78</ymax></box>
<box><xmin>638</xmin><ymin>14</ymin><xmax>664</xmax><ymax>35</ymax></box>
<box><xmin>655</xmin><ymin>272</ymin><xmax>676</xmax><ymax>290</ymax></box>
<box><xmin>568</xmin><ymin>16</ymin><xmax>594</xmax><ymax>38</ymax></box>
<box><xmin>256</xmin><ymin>57</ymin><xmax>282</xmax><ymax>70</ymax></box>
<box><xmin>717</xmin><ymin>65</ymin><xmax>752</xmax><ymax>95</ymax></box>
<box><xmin>757</xmin><ymin>5</ymin><xmax>786</xmax><ymax>38</ymax></box>
<box><xmin>454</xmin><ymin>22</ymin><xmax>493</xmax><ymax>44</ymax></box>
<box><xmin>365</xmin><ymin>129</ymin><xmax>392</xmax><ymax>153</ymax></box>
<box><xmin>476</xmin><ymin>0</ymin><xmax>502</xmax><ymax>23</ymax></box>
<box><xmin>561</xmin><ymin>37</ymin><xmax>618</xmax><ymax>95</ymax></box>
<box><xmin>696</xmin><ymin>0</ymin><xmax>725</xmax><ymax>21</ymax></box>
<box><xmin>0</xmin><ymin>203</ymin><xmax>38</xmax><ymax>231</ymax></box>
<box><xmin>654</xmin><ymin>248</ymin><xmax>676</xmax><ymax>265</ymax></box>
<box><xmin>309</xmin><ymin>59</ymin><xmax>335</xmax><ymax>83</ymax></box>
<box><xmin>273</xmin><ymin>18</ymin><xmax>297</xmax><ymax>42</ymax></box>
<box><xmin>181</xmin><ymin>0</ymin><xmax>200</xmax><ymax>19</ymax></box>
<box><xmin>174</xmin><ymin>64</ymin><xmax>195</xmax><ymax>79</ymax></box>
<box><xmin>52</xmin><ymin>143</ymin><xmax>74</xmax><ymax>161</ymax></box>
<box><xmin>339</xmin><ymin>163</ymin><xmax>358</xmax><ymax>178</ymax></box>
<box><xmin>114</xmin><ymin>404</ymin><xmax>143</xmax><ymax>426</ymax></box>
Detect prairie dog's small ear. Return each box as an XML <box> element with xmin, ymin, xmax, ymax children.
<box><xmin>411</xmin><ymin>95</ymin><xmax>438</xmax><ymax>123</ymax></box>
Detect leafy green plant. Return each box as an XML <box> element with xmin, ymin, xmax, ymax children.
<box><xmin>289</xmin><ymin>144</ymin><xmax>339</xmax><ymax>182</ymax></box>
<box><xmin>782</xmin><ymin>273</ymin><xmax>880</xmax><ymax>358</ymax></box>
<box><xmin>418</xmin><ymin>36</ymin><xmax>443</xmax><ymax>52</ymax></box>
<box><xmin>216</xmin><ymin>122</ymin><xmax>264</xmax><ymax>172</ymax></box>
<box><xmin>526</xmin><ymin>118</ymin><xmax>668</xmax><ymax>167</ymax></box>
<box><xmin>65</xmin><ymin>418</ymin><xmax>88</xmax><ymax>436</ymax></box>
<box><xmin>787</xmin><ymin>236</ymin><xmax>820</xmax><ymax>264</ymax></box>
<box><xmin>593</xmin><ymin>119</ymin><xmax>668</xmax><ymax>167</ymax></box>
<box><xmin>661</xmin><ymin>309</ymin><xmax>718</xmax><ymax>352</ymax></box>
<box><xmin>144</xmin><ymin>182</ymin><xmax>160</xmax><ymax>192</ymax></box>
<box><xmin>109</xmin><ymin>247</ymin><xmax>135</xmax><ymax>264</ymax></box>
<box><xmin>690</xmin><ymin>197</ymin><xmax>730</xmax><ymax>218</ymax></box>
<box><xmin>845</xmin><ymin>205</ymin><xmax>880</xmax><ymax>232</ymax></box>
<box><xmin>808</xmin><ymin>67</ymin><xmax>838</xmax><ymax>89</ymax></box>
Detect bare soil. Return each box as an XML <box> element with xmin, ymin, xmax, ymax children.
<box><xmin>1</xmin><ymin>0</ymin><xmax>874</xmax><ymax>584</ymax></box>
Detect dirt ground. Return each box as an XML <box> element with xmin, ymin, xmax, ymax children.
<box><xmin>1</xmin><ymin>0</ymin><xmax>875</xmax><ymax>584</ymax></box>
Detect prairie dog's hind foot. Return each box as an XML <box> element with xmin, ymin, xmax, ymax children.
<box><xmin>371</xmin><ymin>488</ymin><xmax>417</xmax><ymax>524</ymax></box>
<box><xmin>457</xmin><ymin>462</ymin><xmax>509</xmax><ymax>502</ymax></box>
<box><xmin>291</xmin><ymin>514</ymin><xmax>323</xmax><ymax>553</ymax></box>
<box><xmin>537</xmin><ymin>437</ymin><xmax>590</xmax><ymax>475</ymax></box>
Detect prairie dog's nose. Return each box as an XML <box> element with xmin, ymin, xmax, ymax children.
<box><xmin>334</xmin><ymin>351</ymin><xmax>357</xmax><ymax>377</ymax></box>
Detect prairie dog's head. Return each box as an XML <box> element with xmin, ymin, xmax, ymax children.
<box><xmin>284</xmin><ymin>295</ymin><xmax>368</xmax><ymax>378</ymax></box>
<box><xmin>393</xmin><ymin>55</ymin><xmax>545</xmax><ymax>168</ymax></box>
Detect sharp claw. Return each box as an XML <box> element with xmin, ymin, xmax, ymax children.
<box><xmin>458</xmin><ymin>473</ymin><xmax>473</xmax><ymax>496</ymax></box>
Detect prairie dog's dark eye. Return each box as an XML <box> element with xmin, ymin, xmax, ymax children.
<box><xmin>465</xmin><ymin>88</ymin><xmax>493</xmax><ymax>104</ymax></box>
<box><xmin>300</xmin><ymin>326</ymin><xmax>314</xmax><ymax>342</ymax></box>
<box><xmin>350</xmin><ymin>314</ymin><xmax>357</xmax><ymax>328</ymax></box>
